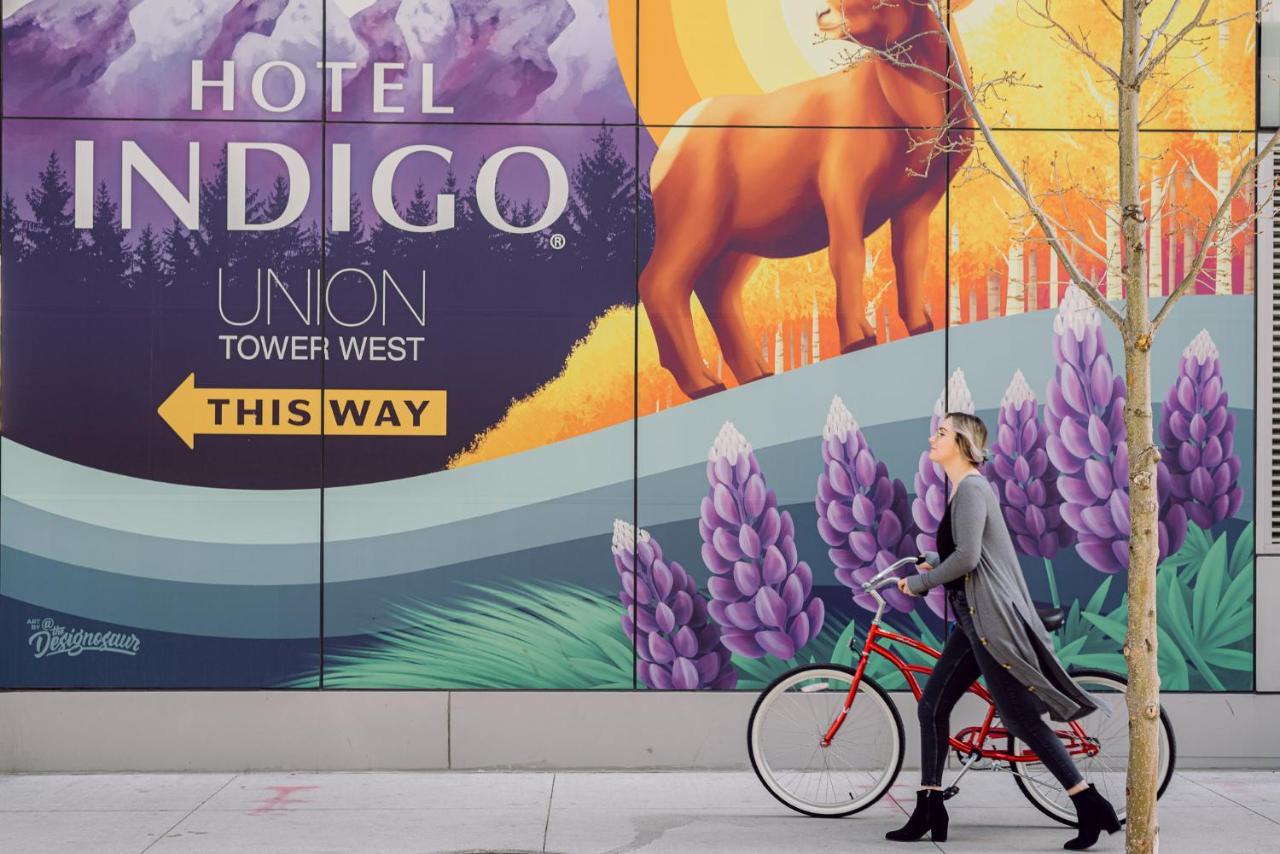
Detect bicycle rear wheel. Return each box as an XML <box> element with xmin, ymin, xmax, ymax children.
<box><xmin>1008</xmin><ymin>668</ymin><xmax>1176</xmax><ymax>826</ymax></box>
<box><xmin>747</xmin><ymin>664</ymin><xmax>904</xmax><ymax>817</ymax></box>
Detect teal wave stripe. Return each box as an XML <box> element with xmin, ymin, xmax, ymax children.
<box><xmin>0</xmin><ymin>296</ymin><xmax>1254</xmax><ymax>561</ymax></box>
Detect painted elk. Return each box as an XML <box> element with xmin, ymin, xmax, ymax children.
<box><xmin>640</xmin><ymin>0</ymin><xmax>974</xmax><ymax>399</ymax></box>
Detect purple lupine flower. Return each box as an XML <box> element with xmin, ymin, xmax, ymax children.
<box><xmin>612</xmin><ymin>520</ymin><xmax>737</xmax><ymax>690</ymax></box>
<box><xmin>699</xmin><ymin>422</ymin><xmax>825</xmax><ymax>660</ymax></box>
<box><xmin>1045</xmin><ymin>285</ymin><xmax>1181</xmax><ymax>572</ymax></box>
<box><xmin>987</xmin><ymin>370</ymin><xmax>1076</xmax><ymax>559</ymax></box>
<box><xmin>911</xmin><ymin>369</ymin><xmax>973</xmax><ymax>617</ymax></box>
<box><xmin>816</xmin><ymin>396</ymin><xmax>920</xmax><ymax>613</ymax></box>
<box><xmin>1046</xmin><ymin>286</ymin><xmax>1129</xmax><ymax>573</ymax></box>
<box><xmin>1159</xmin><ymin>330</ymin><xmax>1240</xmax><ymax>533</ymax></box>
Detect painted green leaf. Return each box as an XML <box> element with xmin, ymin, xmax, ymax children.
<box><xmin>1228</xmin><ymin>522</ymin><xmax>1254</xmax><ymax>579</ymax></box>
<box><xmin>1086</xmin><ymin>598</ymin><xmax>1190</xmax><ymax>690</ymax></box>
<box><xmin>832</xmin><ymin>618</ymin><xmax>860</xmax><ymax>669</ymax></box>
<box><xmin>1154</xmin><ymin>524</ymin><xmax>1254</xmax><ymax>690</ymax></box>
<box><xmin>1170</xmin><ymin>522</ymin><xmax>1214</xmax><ymax>582</ymax></box>
<box><xmin>1085</xmin><ymin>575</ymin><xmax>1113</xmax><ymax>616</ymax></box>
<box><xmin>1159</xmin><ymin>569</ymin><xmax>1194</xmax><ymax>648</ymax></box>
<box><xmin>1080</xmin><ymin>611</ymin><xmax>1127</xmax><ymax>645</ymax></box>
<box><xmin>1200</xmin><ymin>648</ymin><xmax>1252</xmax><ymax>671</ymax></box>
<box><xmin>1190</xmin><ymin>534</ymin><xmax>1227</xmax><ymax>638</ymax></box>
<box><xmin>1056</xmin><ymin>636</ymin><xmax>1088</xmax><ymax>660</ymax></box>
<box><xmin>1203</xmin><ymin>619</ymin><xmax>1253</xmax><ymax>650</ymax></box>
<box><xmin>1067</xmin><ymin>653</ymin><xmax>1127</xmax><ymax>672</ymax></box>
<box><xmin>1208</xmin><ymin>563</ymin><xmax>1254</xmax><ymax>649</ymax></box>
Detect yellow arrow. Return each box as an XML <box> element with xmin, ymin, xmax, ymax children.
<box><xmin>157</xmin><ymin>373</ymin><xmax>446</xmax><ymax>449</ymax></box>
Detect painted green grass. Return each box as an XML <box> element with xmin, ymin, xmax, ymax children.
<box><xmin>294</xmin><ymin>580</ymin><xmax>634</xmax><ymax>689</ymax></box>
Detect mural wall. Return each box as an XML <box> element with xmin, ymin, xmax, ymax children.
<box><xmin>0</xmin><ymin>0</ymin><xmax>1257</xmax><ymax>692</ymax></box>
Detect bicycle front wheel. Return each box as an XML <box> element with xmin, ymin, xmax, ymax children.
<box><xmin>747</xmin><ymin>664</ymin><xmax>904</xmax><ymax>817</ymax></box>
<box><xmin>1009</xmin><ymin>668</ymin><xmax>1176</xmax><ymax>826</ymax></box>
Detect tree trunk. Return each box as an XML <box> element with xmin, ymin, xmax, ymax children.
<box><xmin>1119</xmin><ymin>4</ymin><xmax>1160</xmax><ymax>852</ymax></box>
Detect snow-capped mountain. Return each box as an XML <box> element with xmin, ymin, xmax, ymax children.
<box><xmin>2</xmin><ymin>0</ymin><xmax>622</xmax><ymax>121</ymax></box>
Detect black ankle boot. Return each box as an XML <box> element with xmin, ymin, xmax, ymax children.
<box><xmin>885</xmin><ymin>789</ymin><xmax>948</xmax><ymax>843</ymax></box>
<box><xmin>1064</xmin><ymin>784</ymin><xmax>1121</xmax><ymax>850</ymax></box>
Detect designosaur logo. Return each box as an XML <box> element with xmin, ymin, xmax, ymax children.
<box><xmin>26</xmin><ymin>617</ymin><xmax>142</xmax><ymax>659</ymax></box>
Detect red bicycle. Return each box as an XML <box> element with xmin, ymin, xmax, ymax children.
<box><xmin>747</xmin><ymin>557</ymin><xmax>1176</xmax><ymax>824</ymax></box>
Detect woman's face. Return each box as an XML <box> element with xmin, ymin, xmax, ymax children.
<box><xmin>928</xmin><ymin>417</ymin><xmax>960</xmax><ymax>466</ymax></box>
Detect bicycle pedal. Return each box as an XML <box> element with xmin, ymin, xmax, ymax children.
<box><xmin>942</xmin><ymin>785</ymin><xmax>960</xmax><ymax>800</ymax></box>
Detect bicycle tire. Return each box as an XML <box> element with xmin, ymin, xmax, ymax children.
<box><xmin>1008</xmin><ymin>667</ymin><xmax>1177</xmax><ymax>826</ymax></box>
<box><xmin>747</xmin><ymin>663</ymin><xmax>905</xmax><ymax>818</ymax></box>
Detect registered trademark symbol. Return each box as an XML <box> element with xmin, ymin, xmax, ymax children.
<box><xmin>549</xmin><ymin>233</ymin><xmax>566</xmax><ymax>250</ymax></box>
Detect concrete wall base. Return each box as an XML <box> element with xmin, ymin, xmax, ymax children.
<box><xmin>2</xmin><ymin>691</ymin><xmax>1276</xmax><ymax>772</ymax></box>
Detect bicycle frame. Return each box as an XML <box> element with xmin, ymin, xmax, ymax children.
<box><xmin>819</xmin><ymin>558</ymin><xmax>1100</xmax><ymax>766</ymax></box>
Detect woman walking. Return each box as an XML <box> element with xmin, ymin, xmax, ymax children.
<box><xmin>886</xmin><ymin>412</ymin><xmax>1121</xmax><ymax>849</ymax></box>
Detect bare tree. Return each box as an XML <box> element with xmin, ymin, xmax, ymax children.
<box><xmin>833</xmin><ymin>2</ymin><xmax>1278</xmax><ymax>851</ymax></box>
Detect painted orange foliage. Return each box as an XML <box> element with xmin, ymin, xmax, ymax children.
<box><xmin>962</xmin><ymin>0</ymin><xmax>1253</xmax><ymax>131</ymax></box>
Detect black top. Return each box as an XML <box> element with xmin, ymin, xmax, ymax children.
<box><xmin>936</xmin><ymin>495</ymin><xmax>966</xmax><ymax>593</ymax></box>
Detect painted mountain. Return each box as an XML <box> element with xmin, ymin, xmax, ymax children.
<box><xmin>1</xmin><ymin>0</ymin><xmax>632</xmax><ymax>122</ymax></box>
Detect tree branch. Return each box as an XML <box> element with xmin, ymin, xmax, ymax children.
<box><xmin>1137</xmin><ymin>0</ymin><xmax>1182</xmax><ymax>70</ymax></box>
<box><xmin>1136</xmin><ymin>0</ymin><xmax>1211</xmax><ymax>84</ymax></box>
<box><xmin>1152</xmin><ymin>130</ymin><xmax>1280</xmax><ymax>332</ymax></box>
<box><xmin>1021</xmin><ymin>0</ymin><xmax>1122</xmax><ymax>83</ymax></box>
<box><xmin>1097</xmin><ymin>0</ymin><xmax>1125</xmax><ymax>25</ymax></box>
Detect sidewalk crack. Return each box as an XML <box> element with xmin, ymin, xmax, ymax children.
<box><xmin>139</xmin><ymin>774</ymin><xmax>239</xmax><ymax>853</ymax></box>
<box><xmin>541</xmin><ymin>773</ymin><xmax>557</xmax><ymax>852</ymax></box>
<box><xmin>1177</xmin><ymin>772</ymin><xmax>1279</xmax><ymax>826</ymax></box>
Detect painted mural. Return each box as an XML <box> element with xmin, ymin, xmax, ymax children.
<box><xmin>0</xmin><ymin>0</ymin><xmax>1256</xmax><ymax>692</ymax></box>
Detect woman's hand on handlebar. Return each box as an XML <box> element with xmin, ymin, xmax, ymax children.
<box><xmin>897</xmin><ymin>558</ymin><xmax>931</xmax><ymax>597</ymax></box>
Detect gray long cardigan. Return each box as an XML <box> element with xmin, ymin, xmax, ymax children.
<box><xmin>906</xmin><ymin>473</ymin><xmax>1102</xmax><ymax>723</ymax></box>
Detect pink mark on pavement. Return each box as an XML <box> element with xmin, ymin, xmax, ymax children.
<box><xmin>248</xmin><ymin>785</ymin><xmax>320</xmax><ymax>816</ymax></box>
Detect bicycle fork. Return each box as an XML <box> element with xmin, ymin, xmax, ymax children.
<box><xmin>820</xmin><ymin>617</ymin><xmax>880</xmax><ymax>747</ymax></box>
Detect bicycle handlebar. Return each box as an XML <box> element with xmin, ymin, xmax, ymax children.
<box><xmin>860</xmin><ymin>555</ymin><xmax>927</xmax><ymax>592</ymax></box>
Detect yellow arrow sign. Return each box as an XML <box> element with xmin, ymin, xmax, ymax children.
<box><xmin>157</xmin><ymin>373</ymin><xmax>447</xmax><ymax>449</ymax></box>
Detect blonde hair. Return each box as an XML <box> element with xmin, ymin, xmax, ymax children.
<box><xmin>945</xmin><ymin>412</ymin><xmax>990</xmax><ymax>468</ymax></box>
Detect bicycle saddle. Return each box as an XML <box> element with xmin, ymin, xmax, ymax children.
<box><xmin>1033</xmin><ymin>602</ymin><xmax>1066</xmax><ymax>631</ymax></box>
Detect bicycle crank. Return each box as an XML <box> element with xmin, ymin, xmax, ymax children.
<box><xmin>942</xmin><ymin>747</ymin><xmax>988</xmax><ymax>799</ymax></box>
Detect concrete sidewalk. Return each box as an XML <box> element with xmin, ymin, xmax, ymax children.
<box><xmin>0</xmin><ymin>770</ymin><xmax>1274</xmax><ymax>853</ymax></box>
